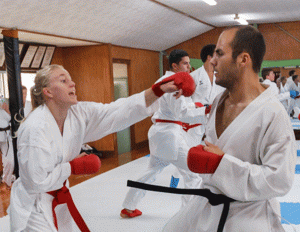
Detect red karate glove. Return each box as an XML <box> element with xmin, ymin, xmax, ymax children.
<box><xmin>152</xmin><ymin>72</ymin><xmax>195</xmax><ymax>97</ymax></box>
<box><xmin>195</xmin><ymin>102</ymin><xmax>212</xmax><ymax>114</ymax></box>
<box><xmin>69</xmin><ymin>154</ymin><xmax>101</xmax><ymax>175</ymax></box>
<box><xmin>187</xmin><ymin>145</ymin><xmax>223</xmax><ymax>173</ymax></box>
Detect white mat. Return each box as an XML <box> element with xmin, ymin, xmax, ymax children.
<box><xmin>1</xmin><ymin>154</ymin><xmax>299</xmax><ymax>232</ymax></box>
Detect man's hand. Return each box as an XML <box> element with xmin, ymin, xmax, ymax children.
<box><xmin>187</xmin><ymin>141</ymin><xmax>224</xmax><ymax>174</ymax></box>
<box><xmin>203</xmin><ymin>140</ymin><xmax>224</xmax><ymax>156</ymax></box>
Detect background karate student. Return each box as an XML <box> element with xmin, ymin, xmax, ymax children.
<box><xmin>189</xmin><ymin>44</ymin><xmax>225</xmax><ymax>145</ymax></box>
<box><xmin>120</xmin><ymin>49</ymin><xmax>206</xmax><ymax>218</ymax></box>
<box><xmin>0</xmin><ymin>85</ymin><xmax>32</xmax><ymax>188</ymax></box>
<box><xmin>8</xmin><ymin>64</ymin><xmax>190</xmax><ymax>232</ymax></box>
<box><xmin>163</xmin><ymin>25</ymin><xmax>296</xmax><ymax>232</ymax></box>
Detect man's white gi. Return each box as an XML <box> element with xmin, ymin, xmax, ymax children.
<box><xmin>122</xmin><ymin>71</ymin><xmax>206</xmax><ymax>211</ymax></box>
<box><xmin>279</xmin><ymin>82</ymin><xmax>290</xmax><ymax>111</ymax></box>
<box><xmin>163</xmin><ymin>86</ymin><xmax>296</xmax><ymax>232</ymax></box>
<box><xmin>189</xmin><ymin>66</ymin><xmax>225</xmax><ymax>145</ymax></box>
<box><xmin>8</xmin><ymin>91</ymin><xmax>156</xmax><ymax>232</ymax></box>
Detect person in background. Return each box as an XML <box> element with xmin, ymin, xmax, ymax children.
<box><xmin>22</xmin><ymin>85</ymin><xmax>32</xmax><ymax>117</ymax></box>
<box><xmin>189</xmin><ymin>44</ymin><xmax>225</xmax><ymax>145</ymax></box>
<box><xmin>286</xmin><ymin>69</ymin><xmax>296</xmax><ymax>88</ymax></box>
<box><xmin>262</xmin><ymin>68</ymin><xmax>299</xmax><ymax>115</ymax></box>
<box><xmin>262</xmin><ymin>68</ymin><xmax>278</xmax><ymax>94</ymax></box>
<box><xmin>0</xmin><ymin>86</ymin><xmax>32</xmax><ymax>188</ymax></box>
<box><xmin>121</xmin><ymin>49</ymin><xmax>206</xmax><ymax>218</ymax></box>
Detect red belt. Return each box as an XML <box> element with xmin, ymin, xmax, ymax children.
<box><xmin>47</xmin><ymin>182</ymin><xmax>90</xmax><ymax>232</ymax></box>
<box><xmin>155</xmin><ymin>119</ymin><xmax>202</xmax><ymax>132</ymax></box>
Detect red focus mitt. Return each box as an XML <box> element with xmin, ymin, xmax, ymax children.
<box><xmin>70</xmin><ymin>154</ymin><xmax>101</xmax><ymax>175</ymax></box>
<box><xmin>152</xmin><ymin>72</ymin><xmax>195</xmax><ymax>97</ymax></box>
<box><xmin>195</xmin><ymin>102</ymin><xmax>212</xmax><ymax>114</ymax></box>
<box><xmin>187</xmin><ymin>145</ymin><xmax>223</xmax><ymax>174</ymax></box>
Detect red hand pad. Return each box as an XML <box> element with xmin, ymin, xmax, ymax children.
<box><xmin>187</xmin><ymin>145</ymin><xmax>223</xmax><ymax>173</ymax></box>
<box><xmin>152</xmin><ymin>72</ymin><xmax>195</xmax><ymax>97</ymax></box>
<box><xmin>70</xmin><ymin>154</ymin><xmax>101</xmax><ymax>175</ymax></box>
<box><xmin>195</xmin><ymin>102</ymin><xmax>204</xmax><ymax>108</ymax></box>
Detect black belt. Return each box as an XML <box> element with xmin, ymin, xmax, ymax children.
<box><xmin>0</xmin><ymin>125</ymin><xmax>10</xmax><ymax>131</ymax></box>
<box><xmin>127</xmin><ymin>180</ymin><xmax>235</xmax><ymax>232</ymax></box>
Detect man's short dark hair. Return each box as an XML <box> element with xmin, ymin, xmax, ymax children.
<box><xmin>200</xmin><ymin>44</ymin><xmax>216</xmax><ymax>63</ymax></box>
<box><xmin>169</xmin><ymin>49</ymin><xmax>189</xmax><ymax>70</ymax></box>
<box><xmin>292</xmin><ymin>75</ymin><xmax>299</xmax><ymax>82</ymax></box>
<box><xmin>261</xmin><ymin>68</ymin><xmax>273</xmax><ymax>80</ymax></box>
<box><xmin>289</xmin><ymin>70</ymin><xmax>295</xmax><ymax>77</ymax></box>
<box><xmin>226</xmin><ymin>25</ymin><xmax>266</xmax><ymax>73</ymax></box>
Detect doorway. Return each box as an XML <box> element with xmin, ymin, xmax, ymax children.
<box><xmin>113</xmin><ymin>61</ymin><xmax>131</xmax><ymax>155</ymax></box>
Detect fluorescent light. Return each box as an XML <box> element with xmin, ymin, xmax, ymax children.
<box><xmin>203</xmin><ymin>0</ymin><xmax>217</xmax><ymax>6</ymax></box>
<box><xmin>234</xmin><ymin>14</ymin><xmax>248</xmax><ymax>25</ymax></box>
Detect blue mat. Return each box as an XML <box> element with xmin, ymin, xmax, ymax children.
<box><xmin>296</xmin><ymin>165</ymin><xmax>300</xmax><ymax>174</ymax></box>
<box><xmin>297</xmin><ymin>150</ymin><xmax>300</xmax><ymax>157</ymax></box>
<box><xmin>145</xmin><ymin>154</ymin><xmax>150</xmax><ymax>157</ymax></box>
<box><xmin>281</xmin><ymin>203</ymin><xmax>300</xmax><ymax>224</ymax></box>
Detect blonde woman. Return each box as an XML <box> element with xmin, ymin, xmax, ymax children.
<box><xmin>8</xmin><ymin>64</ymin><xmax>193</xmax><ymax>232</ymax></box>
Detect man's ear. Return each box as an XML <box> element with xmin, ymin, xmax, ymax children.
<box><xmin>172</xmin><ymin>63</ymin><xmax>178</xmax><ymax>72</ymax></box>
<box><xmin>237</xmin><ymin>52</ymin><xmax>251</xmax><ymax>68</ymax></box>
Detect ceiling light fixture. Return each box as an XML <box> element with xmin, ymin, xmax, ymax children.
<box><xmin>202</xmin><ymin>0</ymin><xmax>217</xmax><ymax>6</ymax></box>
<box><xmin>234</xmin><ymin>14</ymin><xmax>248</xmax><ymax>25</ymax></box>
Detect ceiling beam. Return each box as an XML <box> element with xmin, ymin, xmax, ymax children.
<box><xmin>149</xmin><ymin>0</ymin><xmax>216</xmax><ymax>28</ymax></box>
<box><xmin>0</xmin><ymin>26</ymin><xmax>103</xmax><ymax>45</ymax></box>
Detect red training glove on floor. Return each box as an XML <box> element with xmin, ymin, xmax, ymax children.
<box><xmin>195</xmin><ymin>102</ymin><xmax>212</xmax><ymax>114</ymax></box>
<box><xmin>70</xmin><ymin>154</ymin><xmax>101</xmax><ymax>175</ymax></box>
<box><xmin>187</xmin><ymin>145</ymin><xmax>223</xmax><ymax>173</ymax></box>
<box><xmin>152</xmin><ymin>72</ymin><xmax>195</xmax><ymax>97</ymax></box>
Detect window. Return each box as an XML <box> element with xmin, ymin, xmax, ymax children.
<box><xmin>0</xmin><ymin>72</ymin><xmax>35</xmax><ymax>101</ymax></box>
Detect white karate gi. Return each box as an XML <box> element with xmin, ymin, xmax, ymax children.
<box><xmin>8</xmin><ymin>91</ymin><xmax>156</xmax><ymax>232</ymax></box>
<box><xmin>0</xmin><ymin>108</ymin><xmax>14</xmax><ymax>186</ymax></box>
<box><xmin>122</xmin><ymin>71</ymin><xmax>206</xmax><ymax>211</ymax></box>
<box><xmin>0</xmin><ymin>101</ymin><xmax>32</xmax><ymax>186</ymax></box>
<box><xmin>189</xmin><ymin>66</ymin><xmax>225</xmax><ymax>145</ymax></box>
<box><xmin>263</xmin><ymin>79</ymin><xmax>294</xmax><ymax>115</ymax></box>
<box><xmin>280</xmin><ymin>82</ymin><xmax>290</xmax><ymax>111</ymax></box>
<box><xmin>163</xmin><ymin>86</ymin><xmax>296</xmax><ymax>232</ymax></box>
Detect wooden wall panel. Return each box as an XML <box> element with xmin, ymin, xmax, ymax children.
<box><xmin>258</xmin><ymin>22</ymin><xmax>300</xmax><ymax>61</ymax></box>
<box><xmin>51</xmin><ymin>47</ymin><xmax>64</xmax><ymax>65</ymax></box>
<box><xmin>165</xmin><ymin>27</ymin><xmax>224</xmax><ymax>59</ymax></box>
<box><xmin>111</xmin><ymin>46</ymin><xmax>160</xmax><ymax>144</ymax></box>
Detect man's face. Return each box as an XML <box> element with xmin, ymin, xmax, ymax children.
<box><xmin>173</xmin><ymin>56</ymin><xmax>191</xmax><ymax>73</ymax></box>
<box><xmin>267</xmin><ymin>71</ymin><xmax>275</xmax><ymax>82</ymax></box>
<box><xmin>22</xmin><ymin>89</ymin><xmax>27</xmax><ymax>105</ymax></box>
<box><xmin>210</xmin><ymin>29</ymin><xmax>240</xmax><ymax>89</ymax></box>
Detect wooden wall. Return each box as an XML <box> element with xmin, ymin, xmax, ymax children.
<box><xmin>111</xmin><ymin>46</ymin><xmax>160</xmax><ymax>145</ymax></box>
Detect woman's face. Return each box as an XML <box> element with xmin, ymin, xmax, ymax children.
<box><xmin>45</xmin><ymin>68</ymin><xmax>77</xmax><ymax>108</ymax></box>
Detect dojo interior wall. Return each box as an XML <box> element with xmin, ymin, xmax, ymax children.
<box><xmin>51</xmin><ymin>44</ymin><xmax>160</xmax><ymax>152</ymax></box>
